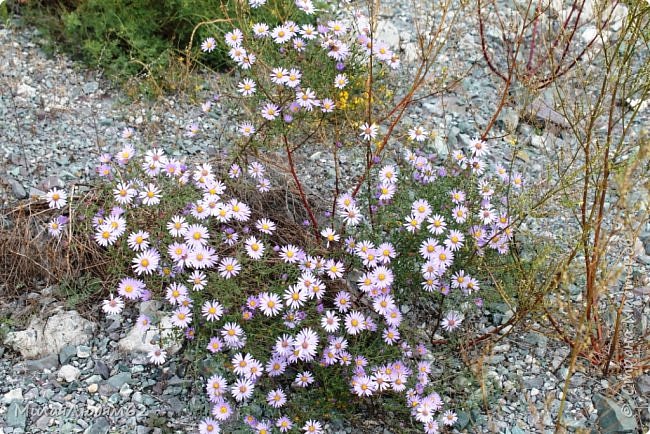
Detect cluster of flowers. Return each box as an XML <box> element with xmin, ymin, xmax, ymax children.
<box><xmin>192</xmin><ymin>0</ymin><xmax>398</xmax><ymax>139</ymax></box>
<box><xmin>328</xmin><ymin>135</ymin><xmax>521</xmax><ymax>335</ymax></box>
<box><xmin>38</xmin><ymin>1</ymin><xmax>524</xmax><ymax>432</ymax></box>
<box><xmin>42</xmin><ymin>133</ymin><xmax>480</xmax><ymax>433</ymax></box>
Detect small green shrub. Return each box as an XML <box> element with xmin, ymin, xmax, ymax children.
<box><xmin>18</xmin><ymin>0</ymin><xmax>286</xmax><ymax>92</ymax></box>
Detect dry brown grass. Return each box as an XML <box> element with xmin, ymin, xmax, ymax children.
<box><xmin>0</xmin><ymin>163</ymin><xmax>322</xmax><ymax>307</ymax></box>
<box><xmin>0</xmin><ymin>189</ymin><xmax>108</xmax><ymax>299</ymax></box>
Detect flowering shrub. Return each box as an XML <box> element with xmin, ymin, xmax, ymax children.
<box><xmin>41</xmin><ymin>129</ymin><xmax>522</xmax><ymax>433</ymax></box>
<box><xmin>191</xmin><ymin>0</ymin><xmax>396</xmax><ymax>155</ymax></box>
<box><xmin>39</xmin><ymin>1</ymin><xmax>525</xmax><ymax>433</ymax></box>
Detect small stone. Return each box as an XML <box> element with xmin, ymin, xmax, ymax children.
<box><xmin>35</xmin><ymin>414</ymin><xmax>50</xmax><ymax>429</ymax></box>
<box><xmin>455</xmin><ymin>411</ymin><xmax>470</xmax><ymax>430</ymax></box>
<box><xmin>98</xmin><ymin>384</ymin><xmax>117</xmax><ymax>397</ymax></box>
<box><xmin>84</xmin><ymin>374</ymin><xmax>103</xmax><ymax>384</ymax></box>
<box><xmin>59</xmin><ymin>345</ymin><xmax>77</xmax><ymax>364</ymax></box>
<box><xmin>132</xmin><ymin>391</ymin><xmax>143</xmax><ymax>403</ymax></box>
<box><xmin>119</xmin><ymin>384</ymin><xmax>132</xmax><ymax>398</ymax></box>
<box><xmin>524</xmin><ymin>377</ymin><xmax>544</xmax><ymax>389</ymax></box>
<box><xmin>2</xmin><ymin>388</ymin><xmax>23</xmax><ymax>404</ymax></box>
<box><xmin>94</xmin><ymin>360</ymin><xmax>111</xmax><ymax>379</ymax></box>
<box><xmin>23</xmin><ymin>354</ymin><xmax>59</xmax><ymax>371</ymax></box>
<box><xmin>85</xmin><ymin>417</ymin><xmax>110</xmax><ymax>434</ymax></box>
<box><xmin>107</xmin><ymin>372</ymin><xmax>132</xmax><ymax>389</ymax></box>
<box><xmin>77</xmin><ymin>345</ymin><xmax>91</xmax><ymax>358</ymax></box>
<box><xmin>636</xmin><ymin>375</ymin><xmax>650</xmax><ymax>395</ymax></box>
<box><xmin>87</xmin><ymin>384</ymin><xmax>98</xmax><ymax>394</ymax></box>
<box><xmin>594</xmin><ymin>394</ymin><xmax>637</xmax><ymax>433</ymax></box>
<box><xmin>82</xmin><ymin>81</ymin><xmax>99</xmax><ymax>94</ymax></box>
<box><xmin>7</xmin><ymin>177</ymin><xmax>27</xmax><ymax>199</ymax></box>
<box><xmin>58</xmin><ymin>365</ymin><xmax>81</xmax><ymax>383</ymax></box>
<box><xmin>499</xmin><ymin>108</ymin><xmax>519</xmax><ymax>131</ymax></box>
<box><xmin>5</xmin><ymin>402</ymin><xmax>27</xmax><ymax>428</ymax></box>
<box><xmin>16</xmin><ymin>83</ymin><xmax>36</xmax><ymax>98</ymax></box>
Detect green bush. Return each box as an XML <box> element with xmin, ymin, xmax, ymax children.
<box><xmin>18</xmin><ymin>0</ymin><xmax>286</xmax><ymax>91</ymax></box>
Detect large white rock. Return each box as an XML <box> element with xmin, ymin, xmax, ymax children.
<box><xmin>376</xmin><ymin>20</ymin><xmax>401</xmax><ymax>48</ymax></box>
<box><xmin>4</xmin><ymin>310</ymin><xmax>97</xmax><ymax>359</ymax></box>
<box><xmin>117</xmin><ymin>315</ymin><xmax>181</xmax><ymax>356</ymax></box>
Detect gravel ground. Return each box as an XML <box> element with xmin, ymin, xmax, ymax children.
<box><xmin>1</xmin><ymin>1</ymin><xmax>649</xmax><ymax>433</ymax></box>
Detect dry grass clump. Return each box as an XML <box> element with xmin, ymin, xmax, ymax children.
<box><xmin>0</xmin><ymin>163</ymin><xmax>320</xmax><ymax>306</ymax></box>
<box><xmin>0</xmin><ymin>191</ymin><xmax>107</xmax><ymax>298</ymax></box>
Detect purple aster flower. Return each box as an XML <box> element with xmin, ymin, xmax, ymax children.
<box><xmin>96</xmin><ymin>164</ymin><xmax>112</xmax><ymax>177</ymax></box>
<box><xmin>336</xmin><ymin>62</ymin><xmax>345</xmax><ymax>71</ymax></box>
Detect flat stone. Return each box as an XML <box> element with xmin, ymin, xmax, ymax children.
<box><xmin>4</xmin><ymin>310</ymin><xmax>97</xmax><ymax>359</ymax></box>
<box><xmin>594</xmin><ymin>394</ymin><xmax>637</xmax><ymax>433</ymax></box>
<box><xmin>7</xmin><ymin>177</ymin><xmax>27</xmax><ymax>199</ymax></box>
<box><xmin>22</xmin><ymin>354</ymin><xmax>60</xmax><ymax>371</ymax></box>
<box><xmin>77</xmin><ymin>345</ymin><xmax>91</xmax><ymax>358</ymax></box>
<box><xmin>524</xmin><ymin>377</ymin><xmax>544</xmax><ymax>389</ymax></box>
<box><xmin>82</xmin><ymin>81</ymin><xmax>99</xmax><ymax>94</ymax></box>
<box><xmin>2</xmin><ymin>388</ymin><xmax>23</xmax><ymax>405</ymax></box>
<box><xmin>85</xmin><ymin>416</ymin><xmax>110</xmax><ymax>434</ymax></box>
<box><xmin>5</xmin><ymin>402</ymin><xmax>27</xmax><ymax>428</ymax></box>
<box><xmin>524</xmin><ymin>97</ymin><xmax>570</xmax><ymax>128</ymax></box>
<box><xmin>35</xmin><ymin>414</ymin><xmax>50</xmax><ymax>430</ymax></box>
<box><xmin>94</xmin><ymin>360</ymin><xmax>111</xmax><ymax>379</ymax></box>
<box><xmin>107</xmin><ymin>372</ymin><xmax>132</xmax><ymax>389</ymax></box>
<box><xmin>98</xmin><ymin>383</ymin><xmax>117</xmax><ymax>397</ymax></box>
<box><xmin>636</xmin><ymin>375</ymin><xmax>650</xmax><ymax>395</ymax></box>
<box><xmin>85</xmin><ymin>374</ymin><xmax>103</xmax><ymax>384</ymax></box>
<box><xmin>59</xmin><ymin>345</ymin><xmax>77</xmax><ymax>364</ymax></box>
<box><xmin>117</xmin><ymin>315</ymin><xmax>180</xmax><ymax>356</ymax></box>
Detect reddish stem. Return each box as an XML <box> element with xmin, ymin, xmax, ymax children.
<box><xmin>283</xmin><ymin>135</ymin><xmax>319</xmax><ymax>239</ymax></box>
